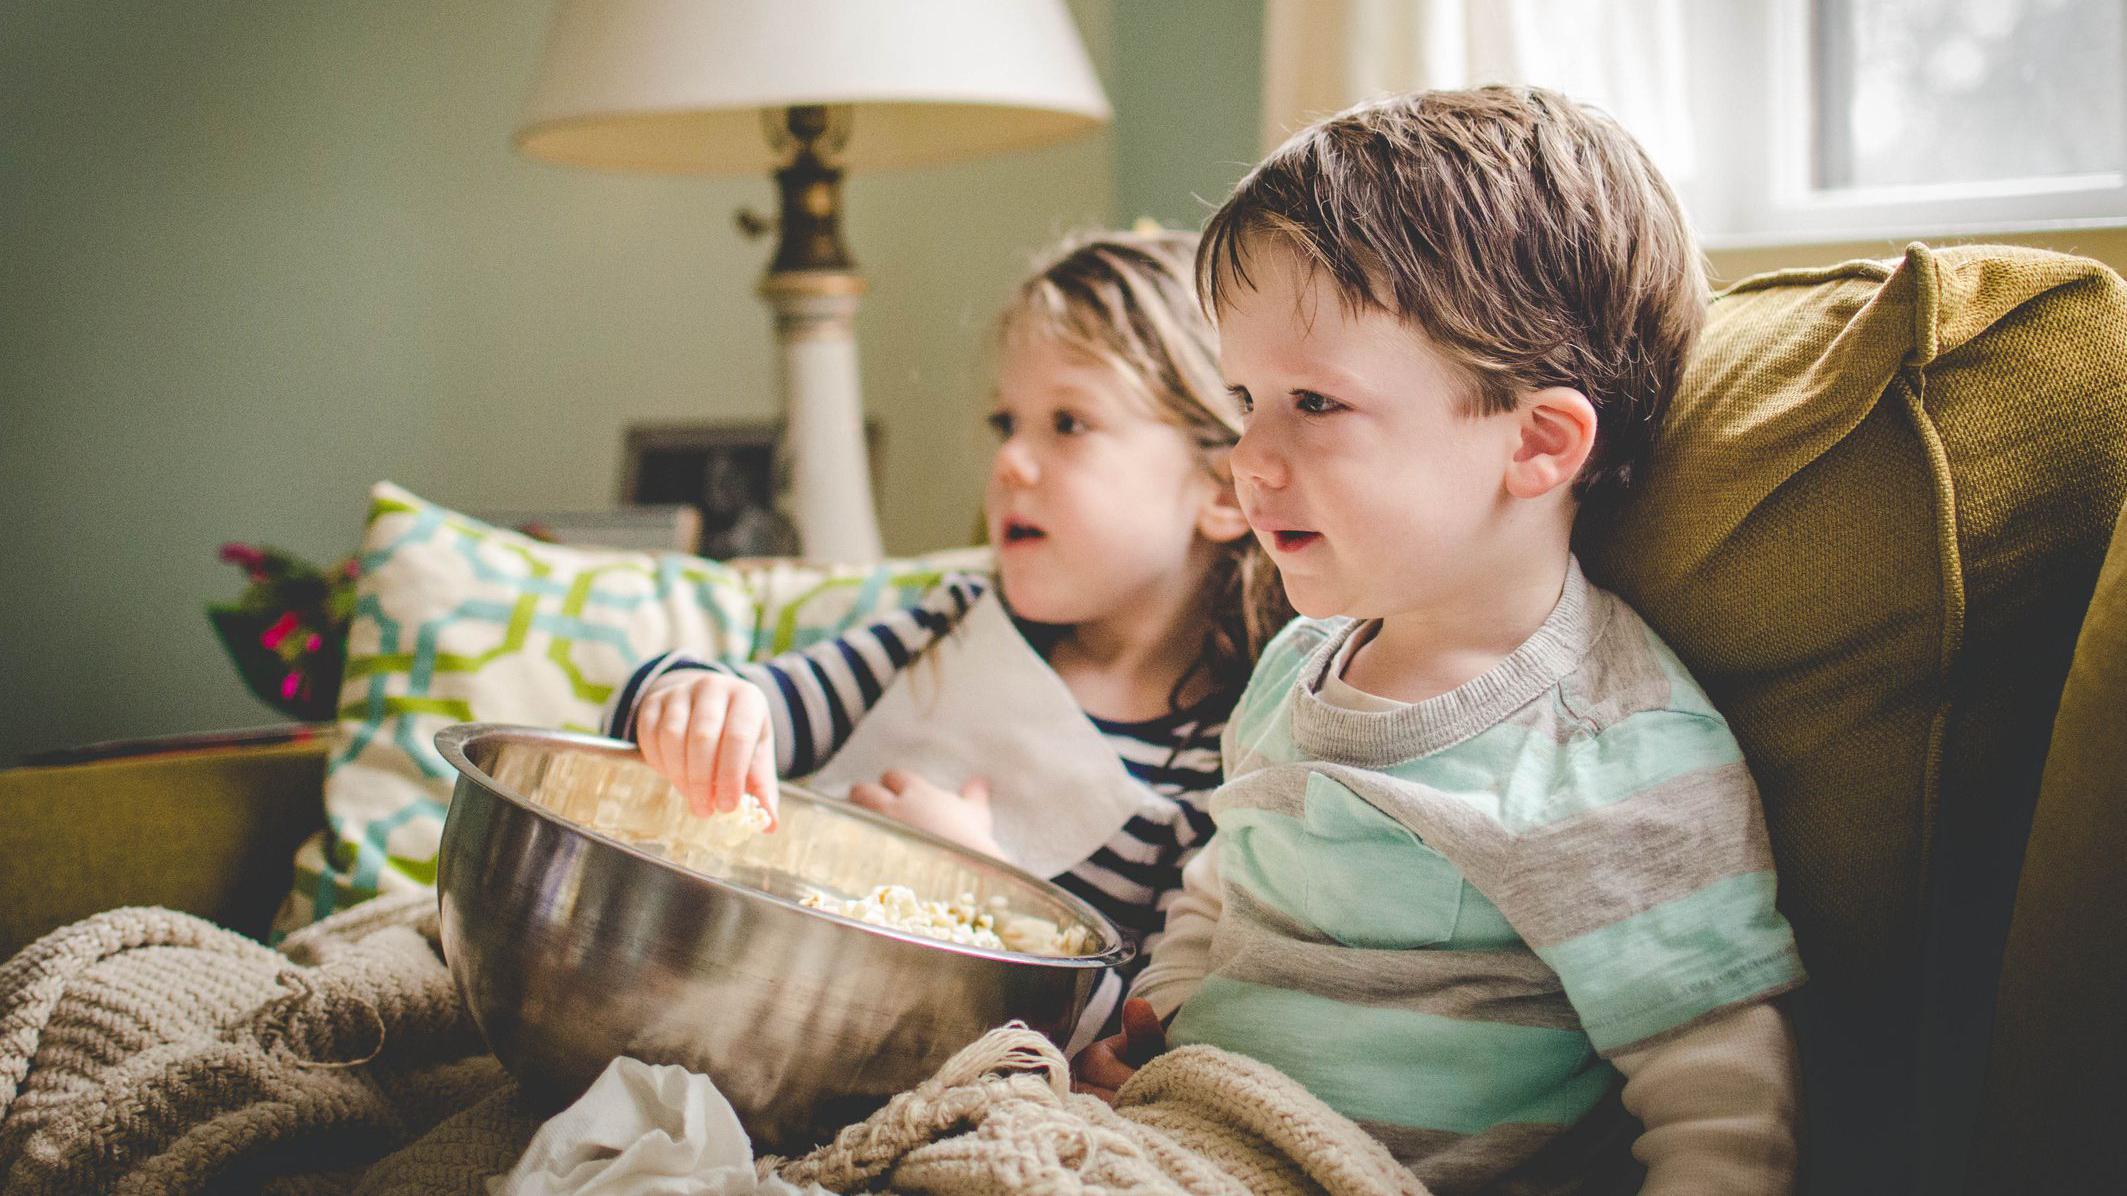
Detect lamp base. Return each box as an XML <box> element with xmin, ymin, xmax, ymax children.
<box><xmin>760</xmin><ymin>269</ymin><xmax>883</xmax><ymax>563</ymax></box>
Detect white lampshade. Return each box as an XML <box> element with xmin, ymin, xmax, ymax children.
<box><xmin>515</xmin><ymin>0</ymin><xmax>1112</xmax><ymax>174</ymax></box>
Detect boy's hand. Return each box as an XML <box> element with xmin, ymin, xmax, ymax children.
<box><xmin>634</xmin><ymin>671</ymin><xmax>779</xmax><ymax>829</ymax></box>
<box><xmin>1071</xmin><ymin>998</ymin><xmax>1166</xmax><ymax>1105</ymax></box>
<box><xmin>848</xmin><ymin>769</ymin><xmax>1001</xmax><ymax>857</ymax></box>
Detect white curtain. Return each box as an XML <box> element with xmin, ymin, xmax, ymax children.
<box><xmin>1260</xmin><ymin>0</ymin><xmax>1695</xmax><ymax>184</ymax></box>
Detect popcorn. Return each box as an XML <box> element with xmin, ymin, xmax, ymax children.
<box><xmin>667</xmin><ymin>793</ymin><xmax>774</xmax><ymax>861</ymax></box>
<box><xmin>527</xmin><ymin>752</ymin><xmax>774</xmax><ymax>865</ymax></box>
<box><xmin>997</xmin><ymin>910</ymin><xmax>1093</xmax><ymax>957</ymax></box>
<box><xmin>800</xmin><ymin>885</ymin><xmax>1089</xmax><ymax>957</ymax></box>
<box><xmin>527</xmin><ymin>761</ymin><xmax>1092</xmax><ymax>957</ymax></box>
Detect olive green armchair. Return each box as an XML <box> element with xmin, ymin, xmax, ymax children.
<box><xmin>3</xmin><ymin>243</ymin><xmax>2122</xmax><ymax>1194</ymax></box>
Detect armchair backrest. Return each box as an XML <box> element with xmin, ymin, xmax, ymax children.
<box><xmin>1580</xmin><ymin>243</ymin><xmax>2127</xmax><ymax>1193</ymax></box>
<box><xmin>1971</xmin><ymin>490</ymin><xmax>2127</xmax><ymax>1190</ymax></box>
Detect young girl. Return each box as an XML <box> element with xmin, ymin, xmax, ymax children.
<box><xmin>603</xmin><ymin>230</ymin><xmax>1291</xmax><ymax>1044</ymax></box>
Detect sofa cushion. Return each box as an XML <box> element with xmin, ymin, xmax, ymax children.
<box><xmin>276</xmin><ymin>482</ymin><xmax>990</xmax><ymax>933</ymax></box>
<box><xmin>1580</xmin><ymin>243</ymin><xmax>2127</xmax><ymax>1189</ymax></box>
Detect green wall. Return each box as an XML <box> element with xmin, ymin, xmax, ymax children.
<box><xmin>21</xmin><ymin>0</ymin><xmax>2105</xmax><ymax>768</ymax></box>
<box><xmin>1112</xmin><ymin>0</ymin><xmax>1265</xmax><ymax>231</ymax></box>
<box><xmin>0</xmin><ymin>0</ymin><xmax>1214</xmax><ymax>762</ymax></box>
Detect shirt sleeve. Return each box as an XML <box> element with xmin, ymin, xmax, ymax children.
<box><xmin>1129</xmin><ymin>835</ymin><xmax>1224</xmax><ymax>1021</ymax></box>
<box><xmin>1613</xmin><ymin>1001</ymin><xmax>1803</xmax><ymax>1195</ymax></box>
<box><xmin>1495</xmin><ymin>709</ymin><xmax>1808</xmax><ymax>1055</ymax></box>
<box><xmin>601</xmin><ymin>573</ymin><xmax>986</xmax><ymax>776</ymax></box>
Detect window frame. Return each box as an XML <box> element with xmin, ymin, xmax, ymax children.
<box><xmin>1683</xmin><ymin>0</ymin><xmax>2127</xmax><ymax>249</ymax></box>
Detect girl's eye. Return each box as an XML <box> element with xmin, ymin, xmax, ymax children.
<box><xmin>986</xmin><ymin>411</ymin><xmax>1013</xmax><ymax>439</ymax></box>
<box><xmin>1228</xmin><ymin>386</ymin><xmax>1254</xmax><ymax>415</ymax></box>
<box><xmin>1295</xmin><ymin>390</ymin><xmax>1342</xmax><ymax>415</ymax></box>
<box><xmin>1052</xmin><ymin>410</ymin><xmax>1087</xmax><ymax>435</ymax></box>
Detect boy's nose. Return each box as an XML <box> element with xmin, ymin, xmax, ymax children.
<box><xmin>1230</xmin><ymin>426</ymin><xmax>1285</xmax><ymax>489</ymax></box>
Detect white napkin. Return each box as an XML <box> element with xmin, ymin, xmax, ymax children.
<box><xmin>805</xmin><ymin>589</ymin><xmax>1149</xmax><ymax>878</ymax></box>
<box><xmin>490</xmin><ymin>1057</ymin><xmax>830</xmax><ymax>1196</ymax></box>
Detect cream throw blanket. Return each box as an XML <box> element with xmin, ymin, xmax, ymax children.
<box><xmin>0</xmin><ymin>894</ymin><xmax>1425</xmax><ymax>1194</ymax></box>
<box><xmin>0</xmin><ymin>892</ymin><xmax>536</xmax><ymax>1194</ymax></box>
<box><xmin>771</xmin><ymin>1026</ymin><xmax>1426</xmax><ymax>1196</ymax></box>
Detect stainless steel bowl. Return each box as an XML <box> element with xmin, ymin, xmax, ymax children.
<box><xmin>433</xmin><ymin>723</ymin><xmax>1128</xmax><ymax>1149</ymax></box>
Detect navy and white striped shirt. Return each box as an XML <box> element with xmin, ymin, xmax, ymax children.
<box><xmin>604</xmin><ymin>573</ymin><xmax>1236</xmax><ymax>1043</ymax></box>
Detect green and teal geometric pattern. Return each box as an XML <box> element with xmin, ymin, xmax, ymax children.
<box><xmin>274</xmin><ymin>481</ymin><xmax>991</xmax><ymax>935</ymax></box>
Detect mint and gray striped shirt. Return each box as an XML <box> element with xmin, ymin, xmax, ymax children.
<box><xmin>1149</xmin><ymin>560</ymin><xmax>1805</xmax><ymax>1192</ymax></box>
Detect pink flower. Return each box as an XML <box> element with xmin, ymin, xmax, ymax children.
<box><xmin>220</xmin><ymin>542</ymin><xmax>272</xmax><ymax>582</ymax></box>
<box><xmin>280</xmin><ymin>672</ymin><xmax>302</xmax><ymax>701</ymax></box>
<box><xmin>304</xmin><ymin>633</ymin><xmax>323</xmax><ymax>653</ymax></box>
<box><xmin>260</xmin><ymin>611</ymin><xmax>298</xmax><ymax>650</ymax></box>
<box><xmin>219</xmin><ymin>542</ymin><xmax>266</xmax><ymax>570</ymax></box>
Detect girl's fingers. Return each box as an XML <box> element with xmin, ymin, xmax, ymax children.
<box><xmin>1120</xmin><ymin>998</ymin><xmax>1167</xmax><ymax>1065</ymax></box>
<box><xmin>1073</xmin><ymin>1037</ymin><xmax>1139</xmax><ymax>1091</ymax></box>
<box><xmin>847</xmin><ymin>782</ymin><xmax>894</xmax><ymax>811</ymax></box>
<box><xmin>651</xmin><ymin>688</ymin><xmax>695</xmax><ymax>796</ymax></box>
<box><xmin>634</xmin><ymin>690</ymin><xmax>669</xmax><ymax>777</ymax></box>
<box><xmin>682</xmin><ymin>687</ymin><xmax>728</xmax><ymax>816</ymax></box>
<box><xmin>879</xmin><ymin>768</ymin><xmax>914</xmax><ymax>794</ymax></box>
<box><xmin>1069</xmin><ymin>1080</ymin><xmax>1120</xmax><ymax>1104</ymax></box>
<box><xmin>960</xmin><ymin>776</ymin><xmax>991</xmax><ymax>804</ymax></box>
<box><xmin>712</xmin><ymin>689</ymin><xmax>766</xmax><ymax>815</ymax></box>
<box><xmin>746</xmin><ymin>735</ymin><xmax>779</xmax><ymax>831</ymax></box>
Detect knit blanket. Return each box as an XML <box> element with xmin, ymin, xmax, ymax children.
<box><xmin>0</xmin><ymin>896</ymin><xmax>1424</xmax><ymax>1194</ymax></box>
<box><xmin>773</xmin><ymin>1026</ymin><xmax>1426</xmax><ymax>1196</ymax></box>
<box><xmin>0</xmin><ymin>892</ymin><xmax>537</xmax><ymax>1194</ymax></box>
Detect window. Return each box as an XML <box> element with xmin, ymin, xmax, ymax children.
<box><xmin>1684</xmin><ymin>0</ymin><xmax>2127</xmax><ymax>246</ymax></box>
<box><xmin>1816</xmin><ymin>0</ymin><xmax>2124</xmax><ymax>190</ymax></box>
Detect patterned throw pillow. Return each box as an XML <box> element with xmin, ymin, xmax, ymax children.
<box><xmin>274</xmin><ymin>482</ymin><xmax>991</xmax><ymax>934</ymax></box>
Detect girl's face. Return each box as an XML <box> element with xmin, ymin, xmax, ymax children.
<box><xmin>984</xmin><ymin>332</ymin><xmax>1233</xmax><ymax>628</ymax></box>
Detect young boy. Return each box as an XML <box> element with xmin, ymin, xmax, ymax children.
<box><xmin>1076</xmin><ymin>88</ymin><xmax>1807</xmax><ymax>1194</ymax></box>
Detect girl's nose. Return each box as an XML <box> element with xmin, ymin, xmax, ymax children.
<box><xmin>1230</xmin><ymin>424</ymin><xmax>1284</xmax><ymax>490</ymax></box>
<box><xmin>993</xmin><ymin>437</ymin><xmax>1039</xmax><ymax>487</ymax></box>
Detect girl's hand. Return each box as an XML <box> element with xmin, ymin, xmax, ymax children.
<box><xmin>848</xmin><ymin>768</ymin><xmax>1000</xmax><ymax>857</ymax></box>
<box><xmin>634</xmin><ymin>671</ymin><xmax>780</xmax><ymax>828</ymax></box>
<box><xmin>1071</xmin><ymin>999</ymin><xmax>1167</xmax><ymax>1104</ymax></box>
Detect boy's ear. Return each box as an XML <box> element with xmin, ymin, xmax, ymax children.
<box><xmin>1197</xmin><ymin>472</ymin><xmax>1254</xmax><ymax>543</ymax></box>
<box><xmin>1504</xmin><ymin>387</ymin><xmax>1599</xmax><ymax>500</ymax></box>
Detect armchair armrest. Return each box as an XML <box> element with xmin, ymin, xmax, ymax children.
<box><xmin>0</xmin><ymin>739</ymin><xmax>328</xmax><ymax>959</ymax></box>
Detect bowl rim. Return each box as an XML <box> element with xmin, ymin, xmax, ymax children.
<box><xmin>435</xmin><ymin>721</ymin><xmax>1134</xmax><ymax>970</ymax></box>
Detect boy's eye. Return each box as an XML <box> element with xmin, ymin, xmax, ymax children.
<box><xmin>1294</xmin><ymin>390</ymin><xmax>1342</xmax><ymax>415</ymax></box>
<box><xmin>1052</xmin><ymin>410</ymin><xmax>1087</xmax><ymax>435</ymax></box>
<box><xmin>986</xmin><ymin>410</ymin><xmax>1013</xmax><ymax>439</ymax></box>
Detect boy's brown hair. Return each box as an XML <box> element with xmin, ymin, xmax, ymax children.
<box><xmin>1199</xmin><ymin>85</ymin><xmax>1708</xmax><ymax>502</ymax></box>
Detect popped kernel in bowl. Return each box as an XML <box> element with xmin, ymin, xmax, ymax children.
<box><xmin>800</xmin><ymin>884</ymin><xmax>1089</xmax><ymax>956</ymax></box>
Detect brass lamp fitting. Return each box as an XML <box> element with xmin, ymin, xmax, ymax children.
<box><xmin>736</xmin><ymin>104</ymin><xmax>855</xmax><ymax>274</ymax></box>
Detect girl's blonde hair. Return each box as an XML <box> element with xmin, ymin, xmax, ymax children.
<box><xmin>998</xmin><ymin>228</ymin><xmax>1294</xmax><ymax>704</ymax></box>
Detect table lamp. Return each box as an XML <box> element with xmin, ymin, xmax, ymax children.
<box><xmin>514</xmin><ymin>0</ymin><xmax>1112</xmax><ymax>562</ymax></box>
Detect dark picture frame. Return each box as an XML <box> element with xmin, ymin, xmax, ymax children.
<box><xmin>620</xmin><ymin>420</ymin><xmax>883</xmax><ymax>560</ymax></box>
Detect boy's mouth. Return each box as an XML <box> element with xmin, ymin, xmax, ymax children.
<box><xmin>1001</xmin><ymin>519</ymin><xmax>1047</xmax><ymax>545</ymax></box>
<box><xmin>1271</xmin><ymin>530</ymin><xmax>1322</xmax><ymax>553</ymax></box>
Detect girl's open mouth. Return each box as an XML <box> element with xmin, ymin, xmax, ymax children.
<box><xmin>1002</xmin><ymin>520</ymin><xmax>1046</xmax><ymax>545</ymax></box>
<box><xmin>1272</xmin><ymin>530</ymin><xmax>1321</xmax><ymax>553</ymax></box>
